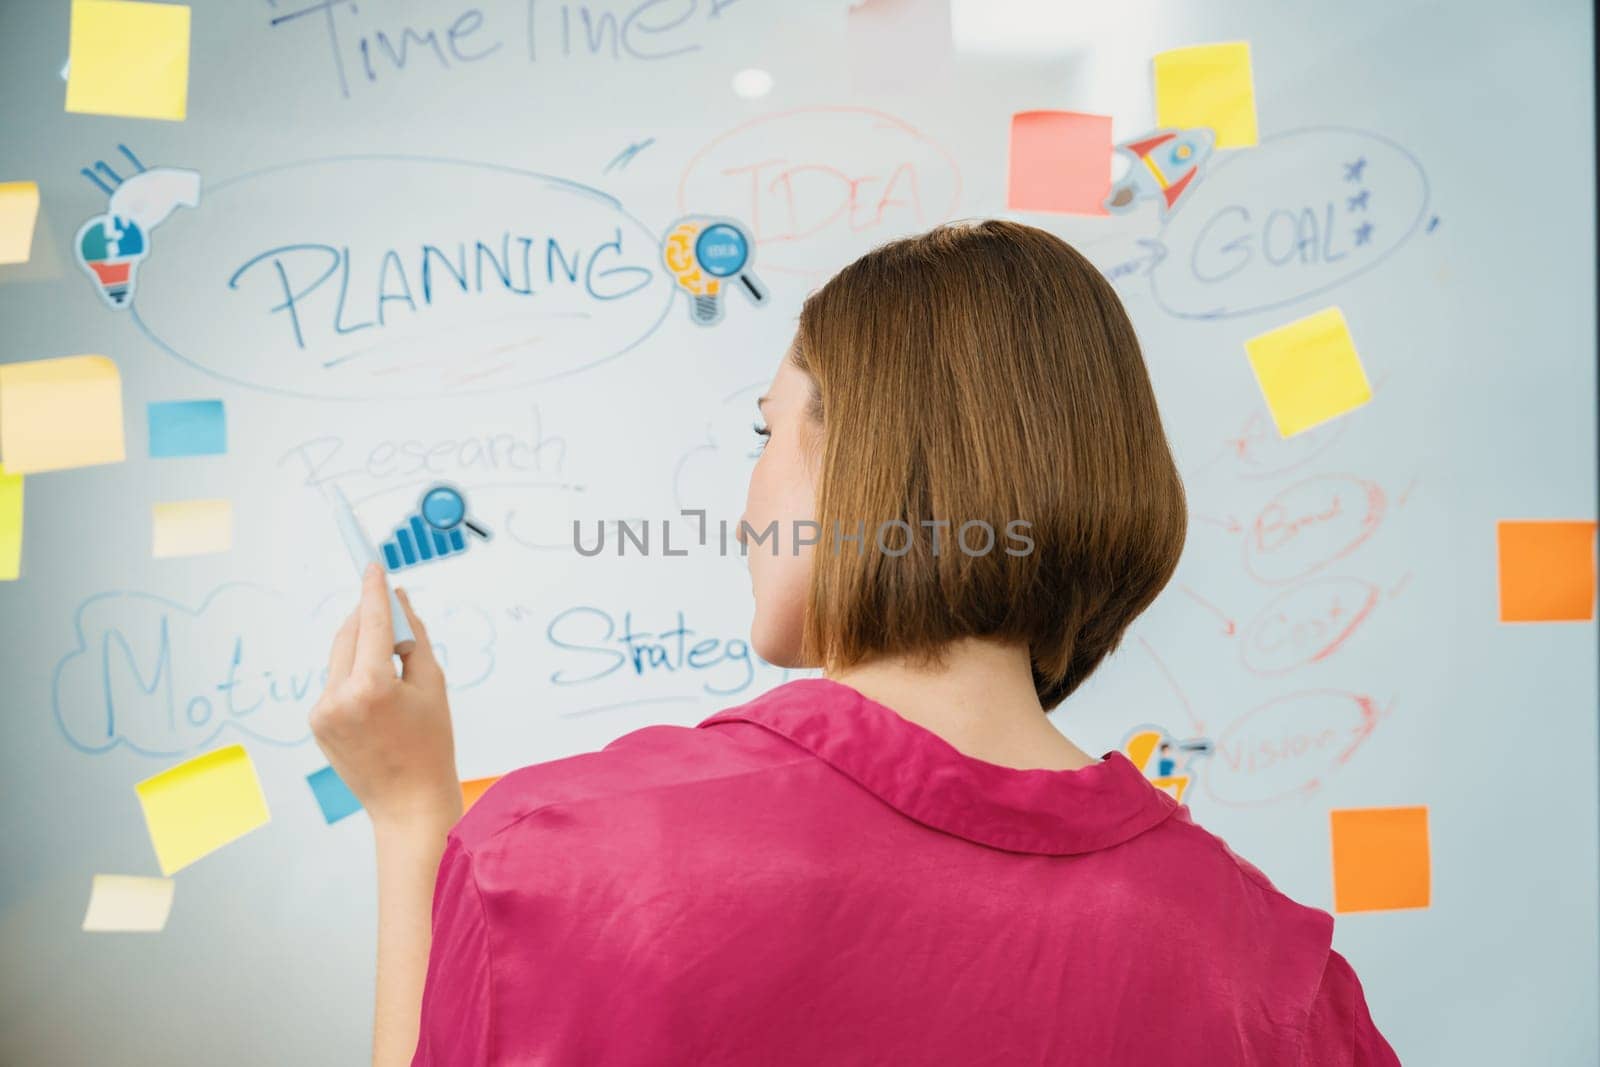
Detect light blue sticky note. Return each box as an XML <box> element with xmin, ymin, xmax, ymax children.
<box><xmin>147</xmin><ymin>400</ymin><xmax>226</xmax><ymax>458</ymax></box>
<box><xmin>307</xmin><ymin>765</ymin><xmax>362</xmax><ymax>825</ymax></box>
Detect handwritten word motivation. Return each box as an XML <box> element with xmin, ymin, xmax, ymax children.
<box><xmin>268</xmin><ymin>0</ymin><xmax>742</xmax><ymax>98</ymax></box>
<box><xmin>547</xmin><ymin>606</ymin><xmax>758</xmax><ymax>696</ymax></box>
<box><xmin>131</xmin><ymin>157</ymin><xmax>672</xmax><ymax>399</ymax></box>
<box><xmin>1147</xmin><ymin>128</ymin><xmax>1429</xmax><ymax>320</ymax></box>
<box><xmin>52</xmin><ymin>586</ymin><xmax>321</xmax><ymax>758</ymax></box>
<box><xmin>53</xmin><ymin>586</ymin><xmax>498</xmax><ymax>758</ymax></box>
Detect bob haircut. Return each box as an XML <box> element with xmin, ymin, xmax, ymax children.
<box><xmin>791</xmin><ymin>219</ymin><xmax>1187</xmax><ymax>712</ymax></box>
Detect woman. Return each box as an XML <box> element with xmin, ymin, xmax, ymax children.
<box><xmin>312</xmin><ymin>220</ymin><xmax>1400</xmax><ymax>1065</ymax></box>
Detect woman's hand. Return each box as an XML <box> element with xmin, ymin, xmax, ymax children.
<box><xmin>311</xmin><ymin>562</ymin><xmax>463</xmax><ymax>834</ymax></box>
<box><xmin>314</xmin><ymin>563</ymin><xmax>465</xmax><ymax>1065</ymax></box>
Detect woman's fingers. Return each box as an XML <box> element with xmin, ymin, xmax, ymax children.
<box><xmin>394</xmin><ymin>587</ymin><xmax>441</xmax><ymax>683</ymax></box>
<box><xmin>326</xmin><ymin>608</ymin><xmax>359</xmax><ymax>686</ymax></box>
<box><xmin>352</xmin><ymin>562</ymin><xmax>397</xmax><ymax>676</ymax></box>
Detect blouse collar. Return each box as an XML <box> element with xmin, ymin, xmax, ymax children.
<box><xmin>697</xmin><ymin>677</ymin><xmax>1178</xmax><ymax>856</ymax></box>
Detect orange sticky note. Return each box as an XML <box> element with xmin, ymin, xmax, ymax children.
<box><xmin>1008</xmin><ymin>111</ymin><xmax>1113</xmax><ymax>215</ymax></box>
<box><xmin>462</xmin><ymin>776</ymin><xmax>503</xmax><ymax>813</ymax></box>
<box><xmin>1497</xmin><ymin>520</ymin><xmax>1598</xmax><ymax>622</ymax></box>
<box><xmin>1329</xmin><ymin>806</ymin><xmax>1430</xmax><ymax>913</ymax></box>
<box><xmin>1153</xmin><ymin>41</ymin><xmax>1258</xmax><ymax>148</ymax></box>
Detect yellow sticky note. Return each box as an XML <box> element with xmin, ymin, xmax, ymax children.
<box><xmin>1497</xmin><ymin>520</ymin><xmax>1599</xmax><ymax>622</ymax></box>
<box><xmin>0</xmin><ymin>465</ymin><xmax>21</xmax><ymax>581</ymax></box>
<box><xmin>1244</xmin><ymin>307</ymin><xmax>1371</xmax><ymax>438</ymax></box>
<box><xmin>0</xmin><ymin>182</ymin><xmax>40</xmax><ymax>264</ymax></box>
<box><xmin>151</xmin><ymin>498</ymin><xmax>233</xmax><ymax>558</ymax></box>
<box><xmin>66</xmin><ymin>1</ymin><xmax>191</xmax><ymax>121</ymax></box>
<box><xmin>1330</xmin><ymin>806</ymin><xmax>1430</xmax><ymax>913</ymax></box>
<box><xmin>0</xmin><ymin>355</ymin><xmax>126</xmax><ymax>474</ymax></box>
<box><xmin>1153</xmin><ymin>41</ymin><xmax>1258</xmax><ymax>148</ymax></box>
<box><xmin>135</xmin><ymin>745</ymin><xmax>270</xmax><ymax>875</ymax></box>
<box><xmin>82</xmin><ymin>874</ymin><xmax>175</xmax><ymax>932</ymax></box>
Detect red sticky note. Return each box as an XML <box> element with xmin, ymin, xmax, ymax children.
<box><xmin>1330</xmin><ymin>806</ymin><xmax>1430</xmax><ymax>914</ymax></box>
<box><xmin>1497</xmin><ymin>520</ymin><xmax>1598</xmax><ymax>622</ymax></box>
<box><xmin>1007</xmin><ymin>111</ymin><xmax>1112</xmax><ymax>215</ymax></box>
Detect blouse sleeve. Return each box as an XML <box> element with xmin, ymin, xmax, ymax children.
<box><xmin>411</xmin><ymin>834</ymin><xmax>494</xmax><ymax>1066</ymax></box>
<box><xmin>1297</xmin><ymin>948</ymin><xmax>1402</xmax><ymax>1066</ymax></box>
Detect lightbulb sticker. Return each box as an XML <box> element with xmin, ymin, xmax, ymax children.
<box><xmin>662</xmin><ymin>216</ymin><xmax>767</xmax><ymax>326</ymax></box>
<box><xmin>74</xmin><ymin>144</ymin><xmax>200</xmax><ymax>310</ymax></box>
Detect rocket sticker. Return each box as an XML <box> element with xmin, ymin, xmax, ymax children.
<box><xmin>1105</xmin><ymin>127</ymin><xmax>1215</xmax><ymax>218</ymax></box>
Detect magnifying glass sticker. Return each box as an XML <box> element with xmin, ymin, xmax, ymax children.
<box><xmin>694</xmin><ymin>222</ymin><xmax>767</xmax><ymax>305</ymax></box>
<box><xmin>420</xmin><ymin>484</ymin><xmax>491</xmax><ymax>540</ymax></box>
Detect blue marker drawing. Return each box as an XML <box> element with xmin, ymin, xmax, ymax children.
<box><xmin>1146</xmin><ymin>127</ymin><xmax>1430</xmax><ymax>321</ymax></box>
<box><xmin>603</xmin><ymin>138</ymin><xmax>656</xmax><ymax>173</ymax></box>
<box><xmin>381</xmin><ymin>483</ymin><xmax>491</xmax><ymax>571</ymax></box>
<box><xmin>147</xmin><ymin>399</ymin><xmax>227</xmax><ymax>458</ymax></box>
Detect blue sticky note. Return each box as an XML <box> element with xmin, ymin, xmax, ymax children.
<box><xmin>147</xmin><ymin>400</ymin><xmax>226</xmax><ymax>458</ymax></box>
<box><xmin>307</xmin><ymin>765</ymin><xmax>362</xmax><ymax>825</ymax></box>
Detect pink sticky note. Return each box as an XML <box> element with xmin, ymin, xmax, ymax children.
<box><xmin>1007</xmin><ymin>111</ymin><xmax>1113</xmax><ymax>215</ymax></box>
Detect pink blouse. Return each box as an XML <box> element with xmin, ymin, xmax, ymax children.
<box><xmin>412</xmin><ymin>677</ymin><xmax>1399</xmax><ymax>1065</ymax></box>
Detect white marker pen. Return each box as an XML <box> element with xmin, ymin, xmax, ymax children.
<box><xmin>328</xmin><ymin>485</ymin><xmax>417</xmax><ymax>655</ymax></box>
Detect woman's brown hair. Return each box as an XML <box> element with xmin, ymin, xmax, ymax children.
<box><xmin>791</xmin><ymin>219</ymin><xmax>1187</xmax><ymax>712</ymax></box>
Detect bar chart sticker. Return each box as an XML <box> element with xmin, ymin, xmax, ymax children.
<box><xmin>380</xmin><ymin>483</ymin><xmax>492</xmax><ymax>571</ymax></box>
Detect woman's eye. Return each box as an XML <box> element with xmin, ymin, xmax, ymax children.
<box><xmin>750</xmin><ymin>421</ymin><xmax>771</xmax><ymax>457</ymax></box>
